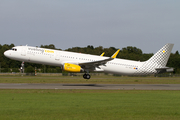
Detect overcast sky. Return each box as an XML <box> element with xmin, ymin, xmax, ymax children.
<box><xmin>0</xmin><ymin>0</ymin><xmax>180</xmax><ymax>53</ymax></box>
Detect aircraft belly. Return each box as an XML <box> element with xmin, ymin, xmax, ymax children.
<box><xmin>101</xmin><ymin>65</ymin><xmax>136</xmax><ymax>75</ymax></box>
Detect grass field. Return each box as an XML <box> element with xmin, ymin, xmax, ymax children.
<box><xmin>0</xmin><ymin>75</ymin><xmax>180</xmax><ymax>84</ymax></box>
<box><xmin>0</xmin><ymin>90</ymin><xmax>180</xmax><ymax>120</ymax></box>
<box><xmin>0</xmin><ymin>75</ymin><xmax>180</xmax><ymax>119</ymax></box>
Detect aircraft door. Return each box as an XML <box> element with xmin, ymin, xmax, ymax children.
<box><xmin>55</xmin><ymin>51</ymin><xmax>60</xmax><ymax>60</ymax></box>
<box><xmin>21</xmin><ymin>46</ymin><xmax>27</xmax><ymax>56</ymax></box>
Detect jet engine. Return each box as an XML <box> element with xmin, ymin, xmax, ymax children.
<box><xmin>63</xmin><ymin>63</ymin><xmax>83</xmax><ymax>72</ymax></box>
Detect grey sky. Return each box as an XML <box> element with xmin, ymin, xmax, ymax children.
<box><xmin>0</xmin><ymin>0</ymin><xmax>180</xmax><ymax>53</ymax></box>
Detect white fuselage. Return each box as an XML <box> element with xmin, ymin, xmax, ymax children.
<box><xmin>4</xmin><ymin>46</ymin><xmax>149</xmax><ymax>75</ymax></box>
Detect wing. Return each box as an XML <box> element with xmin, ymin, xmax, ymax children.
<box><xmin>79</xmin><ymin>58</ymin><xmax>113</xmax><ymax>66</ymax></box>
<box><xmin>78</xmin><ymin>49</ymin><xmax>120</xmax><ymax>70</ymax></box>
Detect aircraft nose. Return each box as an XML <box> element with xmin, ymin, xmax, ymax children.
<box><xmin>4</xmin><ymin>51</ymin><xmax>10</xmax><ymax>57</ymax></box>
<box><xmin>4</xmin><ymin>51</ymin><xmax>7</xmax><ymax>56</ymax></box>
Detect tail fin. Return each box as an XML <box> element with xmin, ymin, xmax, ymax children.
<box><xmin>134</xmin><ymin>44</ymin><xmax>174</xmax><ymax>75</ymax></box>
<box><xmin>146</xmin><ymin>43</ymin><xmax>174</xmax><ymax>67</ymax></box>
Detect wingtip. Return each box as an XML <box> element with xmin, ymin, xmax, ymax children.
<box><xmin>111</xmin><ymin>49</ymin><xmax>120</xmax><ymax>58</ymax></box>
<box><xmin>100</xmin><ymin>52</ymin><xmax>105</xmax><ymax>57</ymax></box>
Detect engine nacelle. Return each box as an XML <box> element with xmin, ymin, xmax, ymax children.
<box><xmin>63</xmin><ymin>63</ymin><xmax>83</xmax><ymax>72</ymax></box>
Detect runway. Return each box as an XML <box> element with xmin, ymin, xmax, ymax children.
<box><xmin>0</xmin><ymin>83</ymin><xmax>180</xmax><ymax>90</ymax></box>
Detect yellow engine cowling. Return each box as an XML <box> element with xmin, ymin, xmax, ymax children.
<box><xmin>63</xmin><ymin>63</ymin><xmax>83</xmax><ymax>72</ymax></box>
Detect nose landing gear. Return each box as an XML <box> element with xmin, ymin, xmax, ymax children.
<box><xmin>83</xmin><ymin>73</ymin><xmax>91</xmax><ymax>79</ymax></box>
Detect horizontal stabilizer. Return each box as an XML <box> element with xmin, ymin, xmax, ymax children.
<box><xmin>156</xmin><ymin>67</ymin><xmax>174</xmax><ymax>73</ymax></box>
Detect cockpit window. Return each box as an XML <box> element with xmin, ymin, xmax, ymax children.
<box><xmin>11</xmin><ymin>48</ymin><xmax>17</xmax><ymax>51</ymax></box>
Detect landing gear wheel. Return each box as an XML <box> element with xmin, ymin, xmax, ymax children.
<box><xmin>83</xmin><ymin>74</ymin><xmax>87</xmax><ymax>79</ymax></box>
<box><xmin>83</xmin><ymin>74</ymin><xmax>91</xmax><ymax>79</ymax></box>
<box><xmin>86</xmin><ymin>74</ymin><xmax>91</xmax><ymax>79</ymax></box>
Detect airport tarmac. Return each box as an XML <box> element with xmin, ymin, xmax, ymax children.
<box><xmin>0</xmin><ymin>83</ymin><xmax>180</xmax><ymax>90</ymax></box>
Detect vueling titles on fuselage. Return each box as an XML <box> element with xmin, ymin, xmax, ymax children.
<box><xmin>4</xmin><ymin>44</ymin><xmax>174</xmax><ymax>79</ymax></box>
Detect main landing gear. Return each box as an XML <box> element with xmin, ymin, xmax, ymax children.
<box><xmin>83</xmin><ymin>73</ymin><xmax>91</xmax><ymax>79</ymax></box>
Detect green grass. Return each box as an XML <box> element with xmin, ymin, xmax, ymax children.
<box><xmin>0</xmin><ymin>75</ymin><xmax>180</xmax><ymax>84</ymax></box>
<box><xmin>0</xmin><ymin>90</ymin><xmax>180</xmax><ymax>120</ymax></box>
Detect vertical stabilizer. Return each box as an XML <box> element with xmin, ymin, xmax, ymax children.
<box><xmin>134</xmin><ymin>44</ymin><xmax>174</xmax><ymax>75</ymax></box>
<box><xmin>146</xmin><ymin>43</ymin><xmax>174</xmax><ymax>67</ymax></box>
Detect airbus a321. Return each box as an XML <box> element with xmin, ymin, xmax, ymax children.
<box><xmin>4</xmin><ymin>44</ymin><xmax>174</xmax><ymax>79</ymax></box>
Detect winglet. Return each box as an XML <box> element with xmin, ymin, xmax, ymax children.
<box><xmin>100</xmin><ymin>52</ymin><xmax>105</xmax><ymax>56</ymax></box>
<box><xmin>111</xmin><ymin>49</ymin><xmax>120</xmax><ymax>58</ymax></box>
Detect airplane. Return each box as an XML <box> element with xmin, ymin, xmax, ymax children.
<box><xmin>4</xmin><ymin>44</ymin><xmax>174</xmax><ymax>79</ymax></box>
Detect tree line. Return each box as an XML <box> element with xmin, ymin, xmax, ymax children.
<box><xmin>0</xmin><ymin>44</ymin><xmax>180</xmax><ymax>73</ymax></box>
